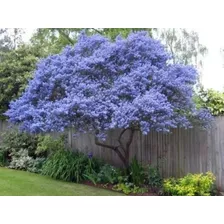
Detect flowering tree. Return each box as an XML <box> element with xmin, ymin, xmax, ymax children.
<box><xmin>6</xmin><ymin>32</ymin><xmax>211</xmax><ymax>167</ymax></box>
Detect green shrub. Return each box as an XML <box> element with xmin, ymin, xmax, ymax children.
<box><xmin>129</xmin><ymin>157</ymin><xmax>145</xmax><ymax>186</ymax></box>
<box><xmin>0</xmin><ymin>150</ymin><xmax>8</xmax><ymax>166</ymax></box>
<box><xmin>146</xmin><ymin>165</ymin><xmax>163</xmax><ymax>192</ymax></box>
<box><xmin>97</xmin><ymin>164</ymin><xmax>121</xmax><ymax>184</ymax></box>
<box><xmin>27</xmin><ymin>158</ymin><xmax>46</xmax><ymax>174</ymax></box>
<box><xmin>196</xmin><ymin>88</ymin><xmax>224</xmax><ymax>116</ymax></box>
<box><xmin>36</xmin><ymin>134</ymin><xmax>67</xmax><ymax>157</ymax></box>
<box><xmin>8</xmin><ymin>149</ymin><xmax>34</xmax><ymax>170</ymax></box>
<box><xmin>163</xmin><ymin>172</ymin><xmax>216</xmax><ymax>196</ymax></box>
<box><xmin>84</xmin><ymin>164</ymin><xmax>121</xmax><ymax>185</ymax></box>
<box><xmin>0</xmin><ymin>129</ymin><xmax>39</xmax><ymax>159</ymax></box>
<box><xmin>41</xmin><ymin>150</ymin><xmax>103</xmax><ymax>183</ymax></box>
<box><xmin>113</xmin><ymin>182</ymin><xmax>147</xmax><ymax>195</ymax></box>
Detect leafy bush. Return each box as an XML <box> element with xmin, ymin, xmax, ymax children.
<box><xmin>97</xmin><ymin>164</ymin><xmax>121</xmax><ymax>184</ymax></box>
<box><xmin>8</xmin><ymin>149</ymin><xmax>34</xmax><ymax>170</ymax></box>
<box><xmin>36</xmin><ymin>134</ymin><xmax>67</xmax><ymax>157</ymax></box>
<box><xmin>163</xmin><ymin>172</ymin><xmax>216</xmax><ymax>196</ymax></box>
<box><xmin>146</xmin><ymin>165</ymin><xmax>163</xmax><ymax>192</ymax></box>
<box><xmin>196</xmin><ymin>88</ymin><xmax>224</xmax><ymax>116</ymax></box>
<box><xmin>27</xmin><ymin>158</ymin><xmax>46</xmax><ymax>174</ymax></box>
<box><xmin>0</xmin><ymin>150</ymin><xmax>8</xmax><ymax>167</ymax></box>
<box><xmin>41</xmin><ymin>150</ymin><xmax>102</xmax><ymax>183</ymax></box>
<box><xmin>8</xmin><ymin>148</ymin><xmax>46</xmax><ymax>173</ymax></box>
<box><xmin>84</xmin><ymin>164</ymin><xmax>121</xmax><ymax>185</ymax></box>
<box><xmin>113</xmin><ymin>182</ymin><xmax>147</xmax><ymax>195</ymax></box>
<box><xmin>0</xmin><ymin>129</ymin><xmax>39</xmax><ymax>159</ymax></box>
<box><xmin>129</xmin><ymin>157</ymin><xmax>146</xmax><ymax>186</ymax></box>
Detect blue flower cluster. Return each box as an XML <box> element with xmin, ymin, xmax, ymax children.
<box><xmin>5</xmin><ymin>31</ymin><xmax>212</xmax><ymax>137</ymax></box>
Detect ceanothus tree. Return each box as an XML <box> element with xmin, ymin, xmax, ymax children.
<box><xmin>6</xmin><ymin>31</ymin><xmax>212</xmax><ymax>167</ymax></box>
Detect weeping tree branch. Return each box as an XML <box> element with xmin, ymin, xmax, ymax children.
<box><xmin>57</xmin><ymin>29</ymin><xmax>75</xmax><ymax>45</ymax></box>
<box><xmin>91</xmin><ymin>28</ymin><xmax>104</xmax><ymax>35</ymax></box>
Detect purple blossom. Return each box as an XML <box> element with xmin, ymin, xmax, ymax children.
<box><xmin>88</xmin><ymin>152</ymin><xmax>93</xmax><ymax>159</ymax></box>
<box><xmin>5</xmin><ymin>31</ymin><xmax>212</xmax><ymax>138</ymax></box>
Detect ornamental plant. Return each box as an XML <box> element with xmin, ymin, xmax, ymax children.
<box><xmin>195</xmin><ymin>87</ymin><xmax>224</xmax><ymax>116</ymax></box>
<box><xmin>163</xmin><ymin>172</ymin><xmax>216</xmax><ymax>196</ymax></box>
<box><xmin>6</xmin><ymin>31</ymin><xmax>212</xmax><ymax>168</ymax></box>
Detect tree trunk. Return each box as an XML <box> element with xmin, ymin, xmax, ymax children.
<box><xmin>95</xmin><ymin>128</ymin><xmax>135</xmax><ymax>168</ymax></box>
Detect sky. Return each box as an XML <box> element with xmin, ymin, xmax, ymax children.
<box><xmin>194</xmin><ymin>28</ymin><xmax>224</xmax><ymax>90</ymax></box>
<box><xmin>21</xmin><ymin>28</ymin><xmax>224</xmax><ymax>91</ymax></box>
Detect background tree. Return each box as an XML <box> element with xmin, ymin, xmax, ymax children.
<box><xmin>95</xmin><ymin>28</ymin><xmax>153</xmax><ymax>40</ymax></box>
<box><xmin>154</xmin><ymin>29</ymin><xmax>208</xmax><ymax>85</ymax></box>
<box><xmin>0</xmin><ymin>29</ymin><xmax>12</xmax><ymax>53</ymax></box>
<box><xmin>30</xmin><ymin>28</ymin><xmax>153</xmax><ymax>55</ymax></box>
<box><xmin>154</xmin><ymin>28</ymin><xmax>208</xmax><ymax>83</ymax></box>
<box><xmin>194</xmin><ymin>87</ymin><xmax>224</xmax><ymax>116</ymax></box>
<box><xmin>0</xmin><ymin>28</ymin><xmax>24</xmax><ymax>53</ymax></box>
<box><xmin>30</xmin><ymin>28</ymin><xmax>82</xmax><ymax>55</ymax></box>
<box><xmin>0</xmin><ymin>44</ymin><xmax>41</xmax><ymax>119</ymax></box>
<box><xmin>6</xmin><ymin>32</ymin><xmax>211</xmax><ymax>167</ymax></box>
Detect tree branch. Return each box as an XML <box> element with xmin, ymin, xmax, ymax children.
<box><xmin>95</xmin><ymin>137</ymin><xmax>126</xmax><ymax>165</ymax></box>
<box><xmin>57</xmin><ymin>29</ymin><xmax>75</xmax><ymax>45</ymax></box>
<box><xmin>95</xmin><ymin>137</ymin><xmax>116</xmax><ymax>150</ymax></box>
<box><xmin>92</xmin><ymin>28</ymin><xmax>104</xmax><ymax>35</ymax></box>
<box><xmin>118</xmin><ymin>129</ymin><xmax>128</xmax><ymax>153</ymax></box>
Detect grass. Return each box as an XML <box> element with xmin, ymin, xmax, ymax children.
<box><xmin>0</xmin><ymin>167</ymin><xmax>124</xmax><ymax>196</ymax></box>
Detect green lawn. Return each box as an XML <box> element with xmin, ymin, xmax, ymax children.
<box><xmin>0</xmin><ymin>167</ymin><xmax>124</xmax><ymax>196</ymax></box>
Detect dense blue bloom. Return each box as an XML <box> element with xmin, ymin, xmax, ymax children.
<box><xmin>5</xmin><ymin>31</ymin><xmax>212</xmax><ymax>137</ymax></box>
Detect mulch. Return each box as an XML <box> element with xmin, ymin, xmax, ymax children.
<box><xmin>82</xmin><ymin>181</ymin><xmax>158</xmax><ymax>196</ymax></box>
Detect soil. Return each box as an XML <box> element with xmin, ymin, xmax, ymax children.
<box><xmin>82</xmin><ymin>181</ymin><xmax>158</xmax><ymax>196</ymax></box>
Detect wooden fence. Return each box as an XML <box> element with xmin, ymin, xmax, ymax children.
<box><xmin>67</xmin><ymin>117</ymin><xmax>224</xmax><ymax>191</ymax></box>
<box><xmin>1</xmin><ymin>117</ymin><xmax>224</xmax><ymax>191</ymax></box>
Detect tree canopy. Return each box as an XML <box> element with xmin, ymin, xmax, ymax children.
<box><xmin>6</xmin><ymin>31</ymin><xmax>211</xmax><ymax>166</ymax></box>
<box><xmin>0</xmin><ymin>28</ymin><xmax>24</xmax><ymax>52</ymax></box>
<box><xmin>195</xmin><ymin>88</ymin><xmax>224</xmax><ymax>116</ymax></box>
<box><xmin>30</xmin><ymin>28</ymin><xmax>153</xmax><ymax>55</ymax></box>
<box><xmin>0</xmin><ymin>44</ymin><xmax>41</xmax><ymax>119</ymax></box>
<box><xmin>154</xmin><ymin>29</ymin><xmax>207</xmax><ymax>65</ymax></box>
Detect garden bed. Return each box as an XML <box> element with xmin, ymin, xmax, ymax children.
<box><xmin>82</xmin><ymin>181</ymin><xmax>158</xmax><ymax>196</ymax></box>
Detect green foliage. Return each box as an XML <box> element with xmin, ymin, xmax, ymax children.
<box><xmin>8</xmin><ymin>148</ymin><xmax>45</xmax><ymax>173</ymax></box>
<box><xmin>41</xmin><ymin>150</ymin><xmax>102</xmax><ymax>183</ymax></box>
<box><xmin>196</xmin><ymin>88</ymin><xmax>224</xmax><ymax>116</ymax></box>
<box><xmin>113</xmin><ymin>182</ymin><xmax>147</xmax><ymax>195</ymax></box>
<box><xmin>146</xmin><ymin>165</ymin><xmax>163</xmax><ymax>191</ymax></box>
<box><xmin>30</xmin><ymin>28</ymin><xmax>82</xmax><ymax>55</ymax></box>
<box><xmin>30</xmin><ymin>28</ymin><xmax>153</xmax><ymax>56</ymax></box>
<box><xmin>36</xmin><ymin>134</ymin><xmax>67</xmax><ymax>157</ymax></box>
<box><xmin>84</xmin><ymin>164</ymin><xmax>121</xmax><ymax>185</ymax></box>
<box><xmin>163</xmin><ymin>172</ymin><xmax>216</xmax><ymax>196</ymax></box>
<box><xmin>0</xmin><ymin>129</ymin><xmax>39</xmax><ymax>159</ymax></box>
<box><xmin>155</xmin><ymin>28</ymin><xmax>207</xmax><ymax>66</ymax></box>
<box><xmin>83</xmin><ymin>170</ymin><xmax>99</xmax><ymax>185</ymax></box>
<box><xmin>129</xmin><ymin>157</ymin><xmax>146</xmax><ymax>186</ymax></box>
<box><xmin>0</xmin><ymin>44</ymin><xmax>42</xmax><ymax>119</ymax></box>
<box><xmin>8</xmin><ymin>149</ymin><xmax>34</xmax><ymax>170</ymax></box>
<box><xmin>27</xmin><ymin>157</ymin><xmax>46</xmax><ymax>174</ymax></box>
<box><xmin>0</xmin><ymin>28</ymin><xmax>24</xmax><ymax>52</ymax></box>
<box><xmin>97</xmin><ymin>164</ymin><xmax>121</xmax><ymax>184</ymax></box>
<box><xmin>0</xmin><ymin>150</ymin><xmax>8</xmax><ymax>167</ymax></box>
<box><xmin>99</xmin><ymin>28</ymin><xmax>153</xmax><ymax>40</ymax></box>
